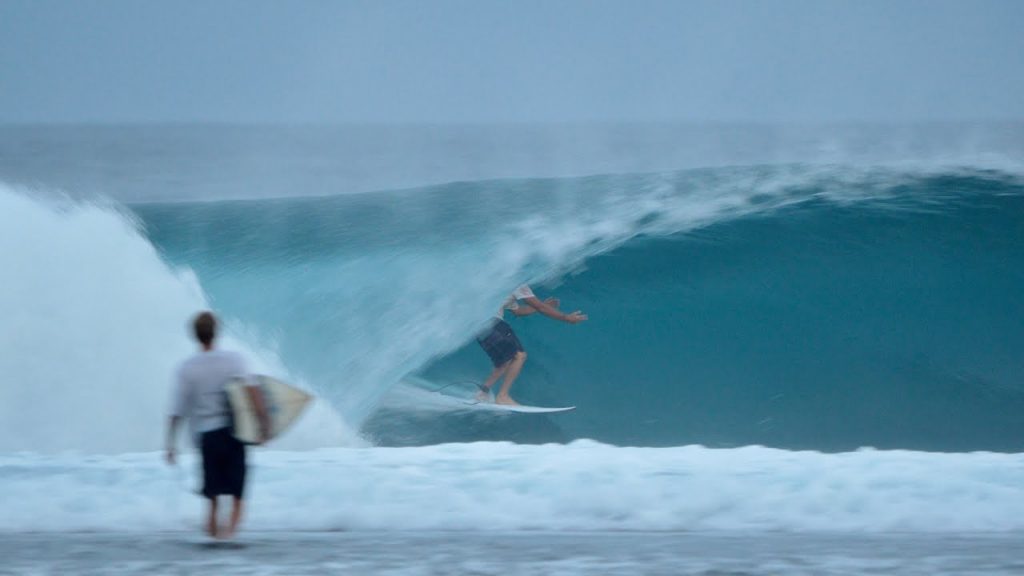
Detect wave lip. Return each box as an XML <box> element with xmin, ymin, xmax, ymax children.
<box><xmin>2</xmin><ymin>443</ymin><xmax>1023</xmax><ymax>533</ymax></box>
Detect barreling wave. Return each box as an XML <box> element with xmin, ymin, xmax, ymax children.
<box><xmin>114</xmin><ymin>164</ymin><xmax>1024</xmax><ymax>451</ymax></box>
<box><xmin>2</xmin><ymin>162</ymin><xmax>1022</xmax><ymax>452</ymax></box>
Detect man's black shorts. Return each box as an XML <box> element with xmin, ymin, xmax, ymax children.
<box><xmin>200</xmin><ymin>427</ymin><xmax>246</xmax><ymax>500</ymax></box>
<box><xmin>476</xmin><ymin>319</ymin><xmax>524</xmax><ymax>367</ymax></box>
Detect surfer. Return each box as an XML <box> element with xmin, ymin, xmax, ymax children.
<box><xmin>476</xmin><ymin>284</ymin><xmax>587</xmax><ymax>405</ymax></box>
<box><xmin>165</xmin><ymin>311</ymin><xmax>270</xmax><ymax>539</ymax></box>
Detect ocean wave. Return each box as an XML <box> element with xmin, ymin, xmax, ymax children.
<box><xmin>3</xmin><ymin>163</ymin><xmax>1022</xmax><ymax>452</ymax></box>
<box><xmin>130</xmin><ymin>165</ymin><xmax>1024</xmax><ymax>449</ymax></box>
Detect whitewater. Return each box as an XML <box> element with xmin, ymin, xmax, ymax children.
<box><xmin>1</xmin><ymin>124</ymin><xmax>1023</xmax><ymax>574</ymax></box>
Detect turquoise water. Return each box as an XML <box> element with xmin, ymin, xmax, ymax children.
<box><xmin>129</xmin><ymin>167</ymin><xmax>1024</xmax><ymax>451</ymax></box>
<box><xmin>2</xmin><ymin>125</ymin><xmax>1022</xmax><ymax>451</ymax></box>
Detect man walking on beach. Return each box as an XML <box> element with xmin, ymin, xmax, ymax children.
<box><xmin>476</xmin><ymin>284</ymin><xmax>587</xmax><ymax>405</ymax></box>
<box><xmin>165</xmin><ymin>311</ymin><xmax>269</xmax><ymax>539</ymax></box>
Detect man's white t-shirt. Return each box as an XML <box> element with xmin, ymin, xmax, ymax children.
<box><xmin>171</xmin><ymin>349</ymin><xmax>249</xmax><ymax>437</ymax></box>
<box><xmin>496</xmin><ymin>284</ymin><xmax>536</xmax><ymax>319</ymax></box>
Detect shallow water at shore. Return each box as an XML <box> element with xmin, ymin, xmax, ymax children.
<box><xmin>4</xmin><ymin>531</ymin><xmax>1023</xmax><ymax>576</ymax></box>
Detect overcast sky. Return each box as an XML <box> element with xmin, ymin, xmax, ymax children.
<box><xmin>2</xmin><ymin>0</ymin><xmax>1022</xmax><ymax>123</ymax></box>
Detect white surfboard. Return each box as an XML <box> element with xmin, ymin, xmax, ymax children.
<box><xmin>462</xmin><ymin>400</ymin><xmax>575</xmax><ymax>414</ymax></box>
<box><xmin>226</xmin><ymin>375</ymin><xmax>312</xmax><ymax>444</ymax></box>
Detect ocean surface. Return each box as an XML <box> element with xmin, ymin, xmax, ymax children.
<box><xmin>1</xmin><ymin>124</ymin><xmax>1023</xmax><ymax>573</ymax></box>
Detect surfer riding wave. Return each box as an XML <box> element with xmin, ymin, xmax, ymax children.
<box><xmin>475</xmin><ymin>285</ymin><xmax>587</xmax><ymax>405</ymax></box>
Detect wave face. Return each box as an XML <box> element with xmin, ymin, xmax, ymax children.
<box><xmin>125</xmin><ymin>166</ymin><xmax>1024</xmax><ymax>451</ymax></box>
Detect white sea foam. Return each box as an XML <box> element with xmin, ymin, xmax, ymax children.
<box><xmin>0</xmin><ymin>443</ymin><xmax>1022</xmax><ymax>533</ymax></box>
<box><xmin>0</xmin><ymin>183</ymin><xmax>355</xmax><ymax>453</ymax></box>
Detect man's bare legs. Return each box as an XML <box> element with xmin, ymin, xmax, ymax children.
<box><xmin>495</xmin><ymin>351</ymin><xmax>527</xmax><ymax>405</ymax></box>
<box><xmin>477</xmin><ymin>362</ymin><xmax>509</xmax><ymax>401</ymax></box>
<box><xmin>205</xmin><ymin>496</ymin><xmax>244</xmax><ymax>539</ymax></box>
<box><xmin>223</xmin><ymin>498</ymin><xmax>244</xmax><ymax>539</ymax></box>
<box><xmin>206</xmin><ymin>498</ymin><xmax>219</xmax><ymax>538</ymax></box>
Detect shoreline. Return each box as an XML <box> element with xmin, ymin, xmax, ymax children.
<box><xmin>3</xmin><ymin>531</ymin><xmax>1021</xmax><ymax>575</ymax></box>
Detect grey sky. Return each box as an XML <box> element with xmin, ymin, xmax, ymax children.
<box><xmin>2</xmin><ymin>0</ymin><xmax>1022</xmax><ymax>123</ymax></box>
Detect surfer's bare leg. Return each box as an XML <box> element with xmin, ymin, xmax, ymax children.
<box><xmin>477</xmin><ymin>363</ymin><xmax>509</xmax><ymax>401</ymax></box>
<box><xmin>223</xmin><ymin>497</ymin><xmax>244</xmax><ymax>539</ymax></box>
<box><xmin>206</xmin><ymin>498</ymin><xmax>219</xmax><ymax>538</ymax></box>
<box><xmin>495</xmin><ymin>351</ymin><xmax>526</xmax><ymax>405</ymax></box>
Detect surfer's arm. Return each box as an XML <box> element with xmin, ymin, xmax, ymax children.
<box><xmin>166</xmin><ymin>368</ymin><xmax>191</xmax><ymax>465</ymax></box>
<box><xmin>511</xmin><ymin>297</ymin><xmax>558</xmax><ymax>317</ymax></box>
<box><xmin>245</xmin><ymin>385</ymin><xmax>272</xmax><ymax>444</ymax></box>
<box><xmin>520</xmin><ymin>296</ymin><xmax>588</xmax><ymax>324</ymax></box>
<box><xmin>165</xmin><ymin>415</ymin><xmax>181</xmax><ymax>465</ymax></box>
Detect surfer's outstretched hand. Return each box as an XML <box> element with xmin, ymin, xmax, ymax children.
<box><xmin>542</xmin><ymin>296</ymin><xmax>586</xmax><ymax>324</ymax></box>
<box><xmin>564</xmin><ymin>311</ymin><xmax>587</xmax><ymax>324</ymax></box>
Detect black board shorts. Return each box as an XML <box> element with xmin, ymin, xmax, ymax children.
<box><xmin>477</xmin><ymin>319</ymin><xmax>524</xmax><ymax>367</ymax></box>
<box><xmin>200</xmin><ymin>427</ymin><xmax>247</xmax><ymax>500</ymax></box>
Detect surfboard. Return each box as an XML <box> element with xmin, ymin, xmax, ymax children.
<box><xmin>226</xmin><ymin>375</ymin><xmax>312</xmax><ymax>444</ymax></box>
<box><xmin>462</xmin><ymin>400</ymin><xmax>575</xmax><ymax>414</ymax></box>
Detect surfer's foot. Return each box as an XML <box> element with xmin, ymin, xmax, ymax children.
<box><xmin>214</xmin><ymin>519</ymin><xmax>238</xmax><ymax>540</ymax></box>
<box><xmin>475</xmin><ymin>388</ymin><xmax>492</xmax><ymax>402</ymax></box>
<box><xmin>495</xmin><ymin>394</ymin><xmax>520</xmax><ymax>406</ymax></box>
